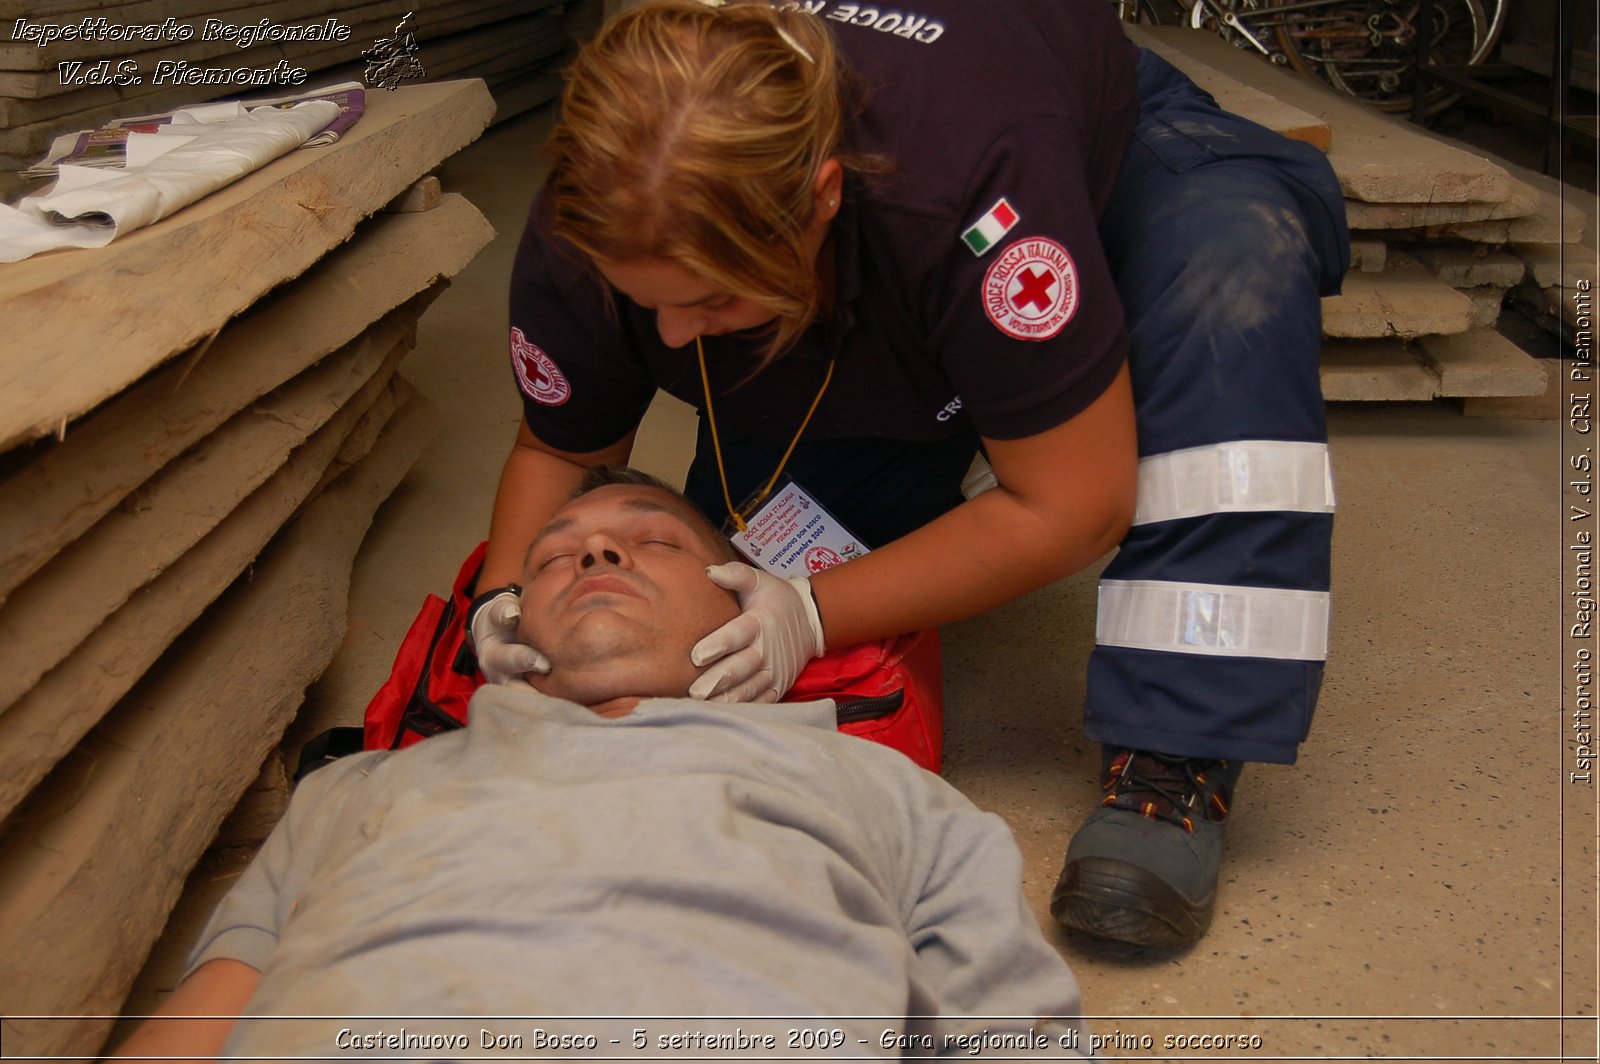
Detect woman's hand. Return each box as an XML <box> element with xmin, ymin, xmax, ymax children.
<box><xmin>689</xmin><ymin>563</ymin><xmax>824</xmax><ymax>703</ymax></box>
<box><xmin>469</xmin><ymin>587</ymin><xmax>552</xmax><ymax>685</ymax></box>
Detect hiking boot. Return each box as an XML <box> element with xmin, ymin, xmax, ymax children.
<box><xmin>1050</xmin><ymin>748</ymin><xmax>1243</xmax><ymax>949</ymax></box>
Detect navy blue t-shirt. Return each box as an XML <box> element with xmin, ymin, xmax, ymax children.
<box><xmin>507</xmin><ymin>0</ymin><xmax>1140</xmax><ymax>456</ymax></box>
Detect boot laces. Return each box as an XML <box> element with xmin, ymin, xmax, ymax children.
<box><xmin>1102</xmin><ymin>750</ymin><xmax>1232</xmax><ymax>834</ymax></box>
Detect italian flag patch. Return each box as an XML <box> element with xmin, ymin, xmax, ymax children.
<box><xmin>961</xmin><ymin>197</ymin><xmax>1019</xmax><ymax>256</ymax></box>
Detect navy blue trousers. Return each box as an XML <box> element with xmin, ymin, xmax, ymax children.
<box><xmin>1085</xmin><ymin>51</ymin><xmax>1347</xmax><ymax>765</ymax></box>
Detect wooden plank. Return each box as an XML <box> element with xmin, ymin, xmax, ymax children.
<box><xmin>1343</xmin><ymin>181</ymin><xmax>1541</xmax><ymax>230</ymax></box>
<box><xmin>0</xmin><ymin>0</ymin><xmax>359</xmax><ymax>115</ymax></box>
<box><xmin>0</xmin><ymin>14</ymin><xmax>380</xmax><ymax>156</ymax></box>
<box><xmin>1321</xmin><ymin>252</ymin><xmax>1477</xmax><ymax>339</ymax></box>
<box><xmin>1462</xmin><ymin>285</ymin><xmax>1508</xmax><ymax>329</ymax></box>
<box><xmin>486</xmin><ymin>69</ymin><xmax>566</xmax><ymax>124</ymax></box>
<box><xmin>383</xmin><ymin>174</ymin><xmax>441</xmax><ymax>213</ymax></box>
<box><xmin>0</xmin><ymin>309</ymin><xmax>423</xmax><ymax>825</ymax></box>
<box><xmin>0</xmin><ymin>0</ymin><xmax>548</xmax><ymax>102</ymax></box>
<box><xmin>0</xmin><ymin>0</ymin><xmax>565</xmax><ymax>28</ymax></box>
<box><xmin>0</xmin><ymin>193</ymin><xmax>491</xmax><ymax>599</ymax></box>
<box><xmin>1120</xmin><ymin>24</ymin><xmax>1330</xmax><ymax>150</ymax></box>
<box><xmin>1127</xmin><ymin>25</ymin><xmax>1517</xmax><ymax>207</ymax></box>
<box><xmin>1461</xmin><ymin>357</ymin><xmax>1562</xmax><ymax>418</ymax></box>
<box><xmin>0</xmin><ymin>12</ymin><xmax>372</xmax><ymax>110</ymax></box>
<box><xmin>1514</xmin><ymin>242</ymin><xmax>1600</xmax><ymax>289</ymax></box>
<box><xmin>0</xmin><ymin>0</ymin><xmax>550</xmax><ymax>119</ymax></box>
<box><xmin>0</xmin><ymin>0</ymin><xmax>279</xmax><ymax>23</ymax></box>
<box><xmin>1444</xmin><ymin>183</ymin><xmax>1588</xmax><ymax>244</ymax></box>
<box><xmin>1403</xmin><ymin>242</ymin><xmax>1528</xmax><ymax>288</ymax></box>
<box><xmin>1415</xmin><ymin>330</ymin><xmax>1554</xmax><ymax>398</ymax></box>
<box><xmin>435</xmin><ymin>25</ymin><xmax>568</xmax><ymax>83</ymax></box>
<box><xmin>397</xmin><ymin>14</ymin><xmax>567</xmax><ymax>79</ymax></box>
<box><xmin>0</xmin><ymin>77</ymin><xmax>493</xmax><ymax>450</ymax></box>
<box><xmin>290</xmin><ymin>13</ymin><xmax>569</xmax><ymax>110</ymax></box>
<box><xmin>1509</xmin><ymin>282</ymin><xmax>1581</xmax><ymax>340</ymax></box>
<box><xmin>307</xmin><ymin>358</ymin><xmax>412</xmax><ymax>498</ymax></box>
<box><xmin>212</xmin><ymin>15</ymin><xmax>573</xmax><ymax>138</ymax></box>
<box><xmin>0</xmin><ymin>308</ymin><xmax>413</xmax><ymax>718</ymax></box>
<box><xmin>0</xmin><ymin>0</ymin><xmax>551</xmax><ymax>75</ymax></box>
<box><xmin>1349</xmin><ymin>237</ymin><xmax>1387</xmax><ymax>273</ymax></box>
<box><xmin>0</xmin><ymin>394</ymin><xmax>435</xmax><ymax>1061</ymax></box>
<box><xmin>1319</xmin><ymin>339</ymin><xmax>1439</xmax><ymax>401</ymax></box>
<box><xmin>210</xmin><ymin>749</ymin><xmax>289</xmax><ymax>850</ymax></box>
<box><xmin>0</xmin><ymin>0</ymin><xmax>343</xmax><ymax>72</ymax></box>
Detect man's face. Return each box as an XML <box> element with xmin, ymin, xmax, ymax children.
<box><xmin>517</xmin><ymin>484</ymin><xmax>739</xmax><ymax>712</ymax></box>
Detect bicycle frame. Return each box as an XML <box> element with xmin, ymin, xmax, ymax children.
<box><xmin>1185</xmin><ymin>0</ymin><xmax>1280</xmax><ymax>57</ymax></box>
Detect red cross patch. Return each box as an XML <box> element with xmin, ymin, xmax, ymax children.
<box><xmin>509</xmin><ymin>327</ymin><xmax>571</xmax><ymax>406</ymax></box>
<box><xmin>981</xmin><ymin>237</ymin><xmax>1079</xmax><ymax>341</ymax></box>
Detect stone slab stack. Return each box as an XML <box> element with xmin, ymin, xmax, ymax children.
<box><xmin>1128</xmin><ymin>25</ymin><xmax>1585</xmax><ymax>414</ymax></box>
<box><xmin>0</xmin><ymin>0</ymin><xmax>602</xmax><ymax>195</ymax></box>
<box><xmin>0</xmin><ymin>78</ymin><xmax>496</xmax><ymax>1061</ymax></box>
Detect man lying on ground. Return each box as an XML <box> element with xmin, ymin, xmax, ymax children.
<box><xmin>115</xmin><ymin>467</ymin><xmax>1092</xmax><ymax>1059</ymax></box>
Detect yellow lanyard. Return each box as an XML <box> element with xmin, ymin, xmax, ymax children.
<box><xmin>696</xmin><ymin>336</ymin><xmax>836</xmax><ymax>531</ymax></box>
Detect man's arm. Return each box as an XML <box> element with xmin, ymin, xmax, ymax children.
<box><xmin>108</xmin><ymin>756</ymin><xmax>361</xmax><ymax>1060</ymax></box>
<box><xmin>106</xmin><ymin>959</ymin><xmax>260</xmax><ymax>1060</ymax></box>
<box><xmin>901</xmin><ymin>788</ymin><xmax>1093</xmax><ymax>1057</ymax></box>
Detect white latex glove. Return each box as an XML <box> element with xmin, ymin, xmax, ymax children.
<box><xmin>689</xmin><ymin>562</ymin><xmax>824</xmax><ymax>704</ymax></box>
<box><xmin>468</xmin><ymin>587</ymin><xmax>551</xmax><ymax>686</ymax></box>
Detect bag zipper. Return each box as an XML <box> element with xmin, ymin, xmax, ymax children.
<box><xmin>834</xmin><ymin>689</ymin><xmax>903</xmax><ymax>724</ymax></box>
<box><xmin>395</xmin><ymin>597</ymin><xmax>467</xmax><ymax>748</ymax></box>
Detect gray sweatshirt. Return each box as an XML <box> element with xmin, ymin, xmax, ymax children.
<box><xmin>190</xmin><ymin>685</ymin><xmax>1093</xmax><ymax>1058</ymax></box>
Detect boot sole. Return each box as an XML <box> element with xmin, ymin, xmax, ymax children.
<box><xmin>1050</xmin><ymin>855</ymin><xmax>1214</xmax><ymax>949</ymax></box>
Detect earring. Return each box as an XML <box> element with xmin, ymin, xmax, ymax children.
<box><xmin>828</xmin><ymin>198</ymin><xmax>838</xmax><ymax>208</ymax></box>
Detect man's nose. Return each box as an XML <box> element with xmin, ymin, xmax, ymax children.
<box><xmin>655</xmin><ymin>306</ymin><xmax>704</xmax><ymax>348</ymax></box>
<box><xmin>578</xmin><ymin>532</ymin><xmax>630</xmax><ymax>570</ymax></box>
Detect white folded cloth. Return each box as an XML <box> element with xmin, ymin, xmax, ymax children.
<box><xmin>0</xmin><ymin>98</ymin><xmax>339</xmax><ymax>263</ymax></box>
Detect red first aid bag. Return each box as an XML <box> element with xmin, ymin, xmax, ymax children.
<box><xmin>361</xmin><ymin>541</ymin><xmax>490</xmax><ymax>752</ymax></box>
<box><xmin>335</xmin><ymin>543</ymin><xmax>944</xmax><ymax>773</ymax></box>
<box><xmin>790</xmin><ymin>629</ymin><xmax>944</xmax><ymax>773</ymax></box>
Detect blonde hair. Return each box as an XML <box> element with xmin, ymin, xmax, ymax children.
<box><xmin>543</xmin><ymin>0</ymin><xmax>881</xmax><ymax>366</ymax></box>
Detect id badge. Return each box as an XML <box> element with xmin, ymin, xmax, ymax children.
<box><xmin>726</xmin><ymin>476</ymin><xmax>869</xmax><ymax>578</ymax></box>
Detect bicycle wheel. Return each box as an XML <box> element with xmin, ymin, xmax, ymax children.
<box><xmin>1273</xmin><ymin>0</ymin><xmax>1491</xmax><ymax>115</ymax></box>
<box><xmin>1111</xmin><ymin>0</ymin><xmax>1169</xmax><ymax>25</ymax></box>
<box><xmin>1135</xmin><ymin>0</ymin><xmax>1168</xmax><ymax>23</ymax></box>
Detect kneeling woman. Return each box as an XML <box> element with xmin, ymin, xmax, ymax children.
<box><xmin>472</xmin><ymin>0</ymin><xmax>1348</xmax><ymax>949</ymax></box>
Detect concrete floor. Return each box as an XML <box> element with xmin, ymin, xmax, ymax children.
<box><xmin>128</xmin><ymin>106</ymin><xmax>1593</xmax><ymax>1060</ymax></box>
